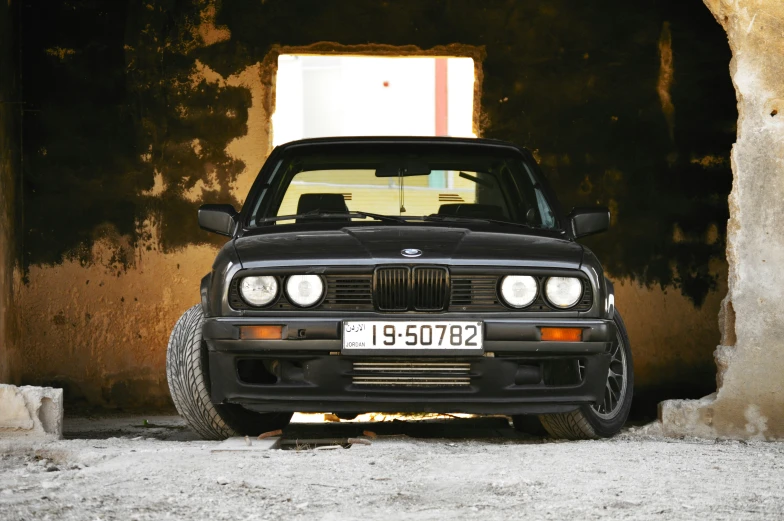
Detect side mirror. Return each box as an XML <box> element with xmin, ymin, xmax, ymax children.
<box><xmin>568</xmin><ymin>207</ymin><xmax>610</xmax><ymax>239</ymax></box>
<box><xmin>198</xmin><ymin>204</ymin><xmax>238</xmax><ymax>236</ymax></box>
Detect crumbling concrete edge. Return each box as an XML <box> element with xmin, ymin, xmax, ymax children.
<box><xmin>659</xmin><ymin>0</ymin><xmax>784</xmax><ymax>440</ymax></box>
<box><xmin>659</xmin><ymin>394</ymin><xmax>721</xmax><ymax>439</ymax></box>
<box><xmin>0</xmin><ymin>384</ymin><xmax>64</xmax><ymax>439</ymax></box>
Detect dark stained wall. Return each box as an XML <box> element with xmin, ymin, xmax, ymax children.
<box><xmin>11</xmin><ymin>0</ymin><xmax>735</xmax><ymax>414</ymax></box>
<box><xmin>0</xmin><ymin>0</ymin><xmax>21</xmax><ymax>383</ymax></box>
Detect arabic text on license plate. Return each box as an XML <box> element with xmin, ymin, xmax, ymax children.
<box><xmin>342</xmin><ymin>321</ymin><xmax>483</xmax><ymax>350</ymax></box>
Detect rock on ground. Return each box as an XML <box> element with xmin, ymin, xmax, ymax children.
<box><xmin>0</xmin><ymin>385</ymin><xmax>63</xmax><ymax>439</ymax></box>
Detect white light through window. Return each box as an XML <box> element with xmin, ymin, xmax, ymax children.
<box><xmin>272</xmin><ymin>55</ymin><xmax>475</xmax><ymax>146</ymax></box>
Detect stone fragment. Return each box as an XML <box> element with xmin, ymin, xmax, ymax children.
<box><xmin>0</xmin><ymin>384</ymin><xmax>64</xmax><ymax>439</ymax></box>
<box><xmin>659</xmin><ymin>394</ymin><xmax>719</xmax><ymax>439</ymax></box>
<box><xmin>0</xmin><ymin>386</ymin><xmax>34</xmax><ymax>430</ymax></box>
<box><xmin>211</xmin><ymin>436</ymin><xmax>281</xmax><ymax>452</ymax></box>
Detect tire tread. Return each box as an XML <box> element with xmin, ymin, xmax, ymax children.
<box><xmin>166</xmin><ymin>305</ymin><xmax>236</xmax><ymax>440</ymax></box>
<box><xmin>539</xmin><ymin>409</ymin><xmax>598</xmax><ymax>440</ymax></box>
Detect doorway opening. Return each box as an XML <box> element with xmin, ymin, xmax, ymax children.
<box><xmin>271</xmin><ymin>55</ymin><xmax>475</xmax><ymax>145</ymax></box>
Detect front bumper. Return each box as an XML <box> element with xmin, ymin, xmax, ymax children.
<box><xmin>204</xmin><ymin>316</ymin><xmax>615</xmax><ymax>415</ymax></box>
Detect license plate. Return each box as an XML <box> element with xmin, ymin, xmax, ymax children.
<box><xmin>342</xmin><ymin>321</ymin><xmax>483</xmax><ymax>350</ymax></box>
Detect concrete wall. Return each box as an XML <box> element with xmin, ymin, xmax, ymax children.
<box><xmin>9</xmin><ymin>0</ymin><xmax>736</xmax><ymax>413</ymax></box>
<box><xmin>661</xmin><ymin>0</ymin><xmax>784</xmax><ymax>439</ymax></box>
<box><xmin>0</xmin><ymin>1</ymin><xmax>20</xmax><ymax>384</ymax></box>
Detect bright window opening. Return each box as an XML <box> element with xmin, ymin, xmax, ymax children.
<box><xmin>272</xmin><ymin>55</ymin><xmax>475</xmax><ymax>146</ymax></box>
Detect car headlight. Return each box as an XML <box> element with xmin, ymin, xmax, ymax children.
<box><xmin>499</xmin><ymin>275</ymin><xmax>538</xmax><ymax>308</ymax></box>
<box><xmin>285</xmin><ymin>275</ymin><xmax>325</xmax><ymax>307</ymax></box>
<box><xmin>545</xmin><ymin>277</ymin><xmax>583</xmax><ymax>309</ymax></box>
<box><xmin>239</xmin><ymin>276</ymin><xmax>278</xmax><ymax>307</ymax></box>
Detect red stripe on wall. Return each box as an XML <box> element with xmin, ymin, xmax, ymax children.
<box><xmin>435</xmin><ymin>58</ymin><xmax>448</xmax><ymax>136</ymax></box>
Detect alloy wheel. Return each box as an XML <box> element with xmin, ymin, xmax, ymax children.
<box><xmin>591</xmin><ymin>329</ymin><xmax>628</xmax><ymax>419</ymax></box>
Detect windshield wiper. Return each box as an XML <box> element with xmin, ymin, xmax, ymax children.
<box><xmin>257</xmin><ymin>210</ymin><xmax>408</xmax><ymax>224</ymax></box>
<box><xmin>423</xmin><ymin>215</ymin><xmax>532</xmax><ymax>229</ymax></box>
<box><xmin>350</xmin><ymin>211</ymin><xmax>409</xmax><ymax>223</ymax></box>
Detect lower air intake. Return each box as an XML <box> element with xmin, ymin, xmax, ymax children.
<box><xmin>352</xmin><ymin>361</ymin><xmax>471</xmax><ymax>387</ymax></box>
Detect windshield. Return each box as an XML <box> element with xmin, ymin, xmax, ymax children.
<box><xmin>248</xmin><ymin>147</ymin><xmax>558</xmax><ymax>230</ymax></box>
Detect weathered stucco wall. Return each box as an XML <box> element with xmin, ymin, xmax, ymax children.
<box><xmin>10</xmin><ymin>0</ymin><xmax>736</xmax><ymax>413</ymax></box>
<box><xmin>0</xmin><ymin>1</ymin><xmax>20</xmax><ymax>384</ymax></box>
<box><xmin>661</xmin><ymin>0</ymin><xmax>784</xmax><ymax>438</ymax></box>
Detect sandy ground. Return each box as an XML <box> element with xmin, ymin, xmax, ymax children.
<box><xmin>1</xmin><ymin>415</ymin><xmax>783</xmax><ymax>521</ymax></box>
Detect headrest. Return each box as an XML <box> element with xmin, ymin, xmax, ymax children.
<box><xmin>297</xmin><ymin>193</ymin><xmax>349</xmax><ymax>215</ymax></box>
<box><xmin>437</xmin><ymin>203</ymin><xmax>506</xmax><ymax>221</ymax></box>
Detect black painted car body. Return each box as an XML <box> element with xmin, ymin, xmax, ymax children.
<box><xmin>198</xmin><ymin>137</ymin><xmax>617</xmax><ymax>417</ymax></box>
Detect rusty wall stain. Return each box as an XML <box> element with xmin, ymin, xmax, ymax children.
<box><xmin>658</xmin><ymin>21</ymin><xmax>676</xmax><ymax>140</ymax></box>
<box><xmin>15</xmin><ymin>239</ymin><xmax>217</xmax><ymax>408</ymax></box>
<box><xmin>0</xmin><ymin>0</ymin><xmax>20</xmax><ymax>383</ymax></box>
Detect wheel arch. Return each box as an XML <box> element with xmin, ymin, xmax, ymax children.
<box><xmin>604</xmin><ymin>277</ymin><xmax>616</xmax><ymax>320</ymax></box>
<box><xmin>200</xmin><ymin>272</ymin><xmax>212</xmax><ymax>316</ymax></box>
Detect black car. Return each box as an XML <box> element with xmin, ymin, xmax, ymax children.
<box><xmin>166</xmin><ymin>136</ymin><xmax>633</xmax><ymax>440</ymax></box>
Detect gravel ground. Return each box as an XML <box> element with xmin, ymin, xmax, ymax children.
<box><xmin>1</xmin><ymin>415</ymin><xmax>783</xmax><ymax>520</ymax></box>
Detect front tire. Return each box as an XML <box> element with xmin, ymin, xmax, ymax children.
<box><xmin>166</xmin><ymin>305</ymin><xmax>292</xmax><ymax>440</ymax></box>
<box><xmin>538</xmin><ymin>311</ymin><xmax>634</xmax><ymax>440</ymax></box>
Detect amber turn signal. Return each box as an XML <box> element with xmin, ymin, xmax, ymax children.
<box><xmin>540</xmin><ymin>327</ymin><xmax>583</xmax><ymax>342</ymax></box>
<box><xmin>240</xmin><ymin>325</ymin><xmax>284</xmax><ymax>340</ymax></box>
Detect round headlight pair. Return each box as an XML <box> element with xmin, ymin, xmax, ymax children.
<box><xmin>499</xmin><ymin>275</ymin><xmax>582</xmax><ymax>309</ymax></box>
<box><xmin>239</xmin><ymin>275</ymin><xmax>324</xmax><ymax>308</ymax></box>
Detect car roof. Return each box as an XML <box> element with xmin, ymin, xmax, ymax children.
<box><xmin>273</xmin><ymin>136</ymin><xmax>530</xmax><ymax>156</ymax></box>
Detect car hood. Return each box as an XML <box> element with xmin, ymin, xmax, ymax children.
<box><xmin>234</xmin><ymin>226</ymin><xmax>584</xmax><ymax>269</ymax></box>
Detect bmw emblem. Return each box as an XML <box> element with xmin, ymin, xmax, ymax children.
<box><xmin>401</xmin><ymin>248</ymin><xmax>422</xmax><ymax>258</ymax></box>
